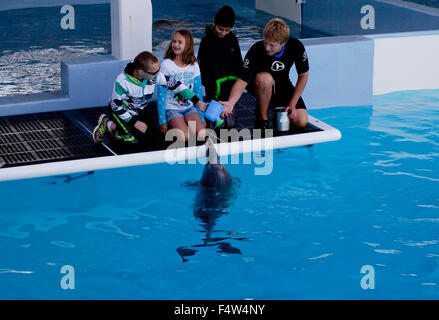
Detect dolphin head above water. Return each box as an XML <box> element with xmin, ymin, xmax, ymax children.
<box><xmin>200</xmin><ymin>161</ymin><xmax>232</xmax><ymax>189</ymax></box>
<box><xmin>200</xmin><ymin>141</ymin><xmax>232</xmax><ymax>189</ymax></box>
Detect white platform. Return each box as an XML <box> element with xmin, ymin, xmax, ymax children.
<box><xmin>0</xmin><ymin>116</ymin><xmax>341</xmax><ymax>182</ymax></box>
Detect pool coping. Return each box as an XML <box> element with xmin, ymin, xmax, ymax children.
<box><xmin>0</xmin><ymin>115</ymin><xmax>341</xmax><ymax>182</ymax></box>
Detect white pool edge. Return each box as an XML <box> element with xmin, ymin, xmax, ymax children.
<box><xmin>0</xmin><ymin>116</ymin><xmax>341</xmax><ymax>182</ymax></box>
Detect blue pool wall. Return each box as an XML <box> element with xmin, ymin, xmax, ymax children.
<box><xmin>1</xmin><ymin>30</ymin><xmax>439</xmax><ymax>116</ymax></box>
<box><xmin>0</xmin><ymin>34</ymin><xmax>376</xmax><ymax>116</ymax></box>
<box><xmin>1</xmin><ymin>0</ymin><xmax>439</xmax><ymax>116</ymax></box>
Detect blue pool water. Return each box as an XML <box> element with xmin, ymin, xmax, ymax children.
<box><xmin>1</xmin><ymin>89</ymin><xmax>439</xmax><ymax>299</ymax></box>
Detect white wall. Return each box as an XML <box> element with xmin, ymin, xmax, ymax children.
<box><xmin>111</xmin><ymin>0</ymin><xmax>152</xmax><ymax>60</ymax></box>
<box><xmin>370</xmin><ymin>31</ymin><xmax>439</xmax><ymax>95</ymax></box>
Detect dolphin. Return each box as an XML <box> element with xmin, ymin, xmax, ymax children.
<box><xmin>195</xmin><ymin>140</ymin><xmax>234</xmax><ymax>243</ymax></box>
<box><xmin>199</xmin><ymin>139</ymin><xmax>232</xmax><ymax>189</ymax></box>
<box><xmin>175</xmin><ymin>140</ymin><xmax>246</xmax><ymax>262</ymax></box>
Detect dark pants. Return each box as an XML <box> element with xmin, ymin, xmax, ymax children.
<box><xmin>247</xmin><ymin>79</ymin><xmax>307</xmax><ymax>110</ymax></box>
<box><xmin>109</xmin><ymin>106</ymin><xmax>166</xmax><ymax>152</ymax></box>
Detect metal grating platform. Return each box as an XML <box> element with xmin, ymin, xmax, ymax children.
<box><xmin>77</xmin><ymin>93</ymin><xmax>322</xmax><ymax>134</ymax></box>
<box><xmin>0</xmin><ymin>112</ymin><xmax>112</xmax><ymax>168</ymax></box>
<box><xmin>0</xmin><ymin>93</ymin><xmax>323</xmax><ymax>169</ymax></box>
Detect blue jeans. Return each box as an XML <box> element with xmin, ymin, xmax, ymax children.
<box><xmin>165</xmin><ymin>106</ymin><xmax>198</xmax><ymax>123</ymax></box>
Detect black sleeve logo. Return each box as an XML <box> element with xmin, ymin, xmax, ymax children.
<box><xmin>243</xmin><ymin>58</ymin><xmax>250</xmax><ymax>68</ymax></box>
<box><xmin>303</xmin><ymin>51</ymin><xmax>308</xmax><ymax>62</ymax></box>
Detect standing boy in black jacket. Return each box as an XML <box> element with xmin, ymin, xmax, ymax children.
<box><xmin>197</xmin><ymin>5</ymin><xmax>242</xmax><ymax>128</ymax></box>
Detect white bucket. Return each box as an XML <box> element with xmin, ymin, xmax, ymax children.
<box><xmin>274</xmin><ymin>107</ymin><xmax>290</xmax><ymax>132</ymax></box>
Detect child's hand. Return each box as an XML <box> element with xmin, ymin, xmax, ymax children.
<box><xmin>134</xmin><ymin>120</ymin><xmax>148</xmax><ymax>133</ymax></box>
<box><xmin>160</xmin><ymin>123</ymin><xmax>168</xmax><ymax>134</ymax></box>
<box><xmin>197</xmin><ymin>101</ymin><xmax>207</xmax><ymax>112</ymax></box>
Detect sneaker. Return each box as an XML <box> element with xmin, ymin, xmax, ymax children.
<box><xmin>113</xmin><ymin>130</ymin><xmax>139</xmax><ymax>144</ymax></box>
<box><xmin>92</xmin><ymin>114</ymin><xmax>109</xmax><ymax>143</ymax></box>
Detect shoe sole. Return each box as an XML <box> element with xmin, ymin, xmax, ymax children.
<box><xmin>92</xmin><ymin>114</ymin><xmax>107</xmax><ymax>143</ymax></box>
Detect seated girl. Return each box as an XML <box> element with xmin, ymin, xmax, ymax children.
<box><xmin>157</xmin><ymin>29</ymin><xmax>206</xmax><ymax>142</ymax></box>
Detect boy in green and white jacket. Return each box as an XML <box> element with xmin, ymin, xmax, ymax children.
<box><xmin>93</xmin><ymin>51</ymin><xmax>206</xmax><ymax>146</ymax></box>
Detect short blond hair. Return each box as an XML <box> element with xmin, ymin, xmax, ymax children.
<box><xmin>263</xmin><ymin>18</ymin><xmax>290</xmax><ymax>44</ymax></box>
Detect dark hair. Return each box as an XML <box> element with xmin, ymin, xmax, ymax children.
<box><xmin>214</xmin><ymin>5</ymin><xmax>235</xmax><ymax>28</ymax></box>
<box><xmin>132</xmin><ymin>51</ymin><xmax>159</xmax><ymax>71</ymax></box>
<box><xmin>164</xmin><ymin>29</ymin><xmax>197</xmax><ymax>65</ymax></box>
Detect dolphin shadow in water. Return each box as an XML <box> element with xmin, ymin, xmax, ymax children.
<box><xmin>50</xmin><ymin>171</ymin><xmax>94</xmax><ymax>184</ymax></box>
<box><xmin>177</xmin><ymin>142</ymin><xmax>247</xmax><ymax>263</ymax></box>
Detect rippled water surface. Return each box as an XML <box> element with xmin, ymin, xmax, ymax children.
<box><xmin>0</xmin><ymin>0</ymin><xmax>326</xmax><ymax>97</ymax></box>
<box><xmin>0</xmin><ymin>89</ymin><xmax>438</xmax><ymax>299</ymax></box>
<box><xmin>1</xmin><ymin>0</ymin><xmax>437</xmax><ymax>96</ymax></box>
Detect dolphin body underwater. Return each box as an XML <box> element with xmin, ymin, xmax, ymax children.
<box><xmin>176</xmin><ymin>142</ymin><xmax>246</xmax><ymax>262</ymax></box>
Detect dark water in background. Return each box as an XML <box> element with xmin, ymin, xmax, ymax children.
<box><xmin>0</xmin><ymin>5</ymin><xmax>110</xmax><ymax>95</ymax></box>
<box><xmin>407</xmin><ymin>0</ymin><xmax>439</xmax><ymax>7</ymax></box>
<box><xmin>0</xmin><ymin>0</ymin><xmax>327</xmax><ymax>96</ymax></box>
<box><xmin>0</xmin><ymin>0</ymin><xmax>437</xmax><ymax>96</ymax></box>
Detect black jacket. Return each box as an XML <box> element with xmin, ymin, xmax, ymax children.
<box><xmin>197</xmin><ymin>25</ymin><xmax>243</xmax><ymax>101</ymax></box>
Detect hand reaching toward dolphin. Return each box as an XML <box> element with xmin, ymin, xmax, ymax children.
<box><xmin>219</xmin><ymin>101</ymin><xmax>234</xmax><ymax>117</ymax></box>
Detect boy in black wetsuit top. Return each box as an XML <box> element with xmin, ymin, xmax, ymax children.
<box><xmin>197</xmin><ymin>5</ymin><xmax>242</xmax><ymax>129</ymax></box>
<box><xmin>220</xmin><ymin>18</ymin><xmax>310</xmax><ymax>129</ymax></box>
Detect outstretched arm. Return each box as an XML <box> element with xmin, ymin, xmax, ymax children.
<box><xmin>286</xmin><ymin>71</ymin><xmax>308</xmax><ymax>118</ymax></box>
<box><xmin>219</xmin><ymin>78</ymin><xmax>248</xmax><ymax>116</ymax></box>
<box><xmin>157</xmin><ymin>85</ymin><xmax>168</xmax><ymax>125</ymax></box>
<box><xmin>157</xmin><ymin>73</ymin><xmax>206</xmax><ymax>110</ymax></box>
